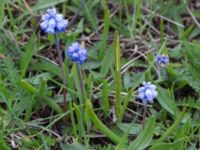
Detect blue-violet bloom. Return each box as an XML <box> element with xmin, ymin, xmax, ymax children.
<box><xmin>40</xmin><ymin>8</ymin><xmax>68</xmax><ymax>34</ymax></box>
<box><xmin>156</xmin><ymin>54</ymin><xmax>169</xmax><ymax>66</ymax></box>
<box><xmin>138</xmin><ymin>81</ymin><xmax>158</xmax><ymax>104</ymax></box>
<box><xmin>66</xmin><ymin>42</ymin><xmax>88</xmax><ymax>64</ymax></box>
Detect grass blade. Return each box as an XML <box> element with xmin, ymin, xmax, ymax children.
<box><xmin>0</xmin><ymin>0</ymin><xmax>5</xmax><ymax>24</ymax></box>
<box><xmin>74</xmin><ymin>103</ymin><xmax>85</xmax><ymax>142</ymax></box>
<box><xmin>118</xmin><ymin>90</ymin><xmax>132</xmax><ymax>122</ymax></box>
<box><xmin>114</xmin><ymin>32</ymin><xmax>121</xmax><ymax>120</ymax></box>
<box><xmin>85</xmin><ymin>99</ymin><xmax>121</xmax><ymax>144</ymax></box>
<box><xmin>157</xmin><ymin>86</ymin><xmax>178</xmax><ymax>116</ymax></box>
<box><xmin>20</xmin><ymin>34</ymin><xmax>35</xmax><ymax>78</ymax></box>
<box><xmin>21</xmin><ymin>80</ymin><xmax>63</xmax><ymax>114</ymax></box>
<box><xmin>100</xmin><ymin>43</ymin><xmax>115</xmax><ymax>77</ymax></box>
<box><xmin>98</xmin><ymin>0</ymin><xmax>110</xmax><ymax>59</ymax></box>
<box><xmin>128</xmin><ymin>117</ymin><xmax>155</xmax><ymax>150</ymax></box>
<box><xmin>102</xmin><ymin>80</ymin><xmax>110</xmax><ymax>116</ymax></box>
<box><xmin>153</xmin><ymin>108</ymin><xmax>186</xmax><ymax>144</ymax></box>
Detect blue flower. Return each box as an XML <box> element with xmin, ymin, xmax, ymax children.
<box><xmin>138</xmin><ymin>81</ymin><xmax>158</xmax><ymax>104</ymax></box>
<box><xmin>156</xmin><ymin>54</ymin><xmax>169</xmax><ymax>66</ymax></box>
<box><xmin>66</xmin><ymin>42</ymin><xmax>88</xmax><ymax>64</ymax></box>
<box><xmin>40</xmin><ymin>8</ymin><xmax>68</xmax><ymax>34</ymax></box>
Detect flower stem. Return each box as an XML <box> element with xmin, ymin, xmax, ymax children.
<box><xmin>55</xmin><ymin>33</ymin><xmax>67</xmax><ymax>112</ymax></box>
<box><xmin>142</xmin><ymin>105</ymin><xmax>147</xmax><ymax>129</ymax></box>
<box><xmin>157</xmin><ymin>64</ymin><xmax>161</xmax><ymax>79</ymax></box>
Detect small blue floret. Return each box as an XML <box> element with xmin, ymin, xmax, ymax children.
<box><xmin>156</xmin><ymin>54</ymin><xmax>169</xmax><ymax>66</ymax></box>
<box><xmin>138</xmin><ymin>81</ymin><xmax>158</xmax><ymax>104</ymax></box>
<box><xmin>66</xmin><ymin>42</ymin><xmax>88</xmax><ymax>64</ymax></box>
<box><xmin>40</xmin><ymin>8</ymin><xmax>68</xmax><ymax>34</ymax></box>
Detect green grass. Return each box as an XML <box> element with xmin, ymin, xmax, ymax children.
<box><xmin>0</xmin><ymin>0</ymin><xmax>200</xmax><ymax>149</ymax></box>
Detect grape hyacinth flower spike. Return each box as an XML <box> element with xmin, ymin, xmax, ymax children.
<box><xmin>66</xmin><ymin>42</ymin><xmax>88</xmax><ymax>64</ymax></box>
<box><xmin>156</xmin><ymin>54</ymin><xmax>169</xmax><ymax>66</ymax></box>
<box><xmin>40</xmin><ymin>8</ymin><xmax>68</xmax><ymax>34</ymax></box>
<box><xmin>138</xmin><ymin>81</ymin><xmax>158</xmax><ymax>104</ymax></box>
<box><xmin>40</xmin><ymin>8</ymin><xmax>68</xmax><ymax>112</ymax></box>
<box><xmin>66</xmin><ymin>42</ymin><xmax>88</xmax><ymax>107</ymax></box>
<box><xmin>138</xmin><ymin>81</ymin><xmax>158</xmax><ymax>128</ymax></box>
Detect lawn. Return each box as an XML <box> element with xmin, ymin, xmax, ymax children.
<box><xmin>0</xmin><ymin>0</ymin><xmax>200</xmax><ymax>149</ymax></box>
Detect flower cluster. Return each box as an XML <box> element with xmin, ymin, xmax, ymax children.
<box><xmin>40</xmin><ymin>8</ymin><xmax>68</xmax><ymax>34</ymax></box>
<box><xmin>66</xmin><ymin>42</ymin><xmax>88</xmax><ymax>64</ymax></box>
<box><xmin>156</xmin><ymin>54</ymin><xmax>169</xmax><ymax>66</ymax></box>
<box><xmin>138</xmin><ymin>81</ymin><xmax>158</xmax><ymax>104</ymax></box>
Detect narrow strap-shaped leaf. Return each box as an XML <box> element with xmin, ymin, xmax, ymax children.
<box><xmin>99</xmin><ymin>0</ymin><xmax>110</xmax><ymax>59</ymax></box>
<box><xmin>20</xmin><ymin>34</ymin><xmax>35</xmax><ymax>78</ymax></box>
<box><xmin>85</xmin><ymin>99</ymin><xmax>121</xmax><ymax>144</ymax></box>
<box><xmin>21</xmin><ymin>80</ymin><xmax>63</xmax><ymax>114</ymax></box>
<box><xmin>128</xmin><ymin>117</ymin><xmax>155</xmax><ymax>150</ymax></box>
<box><xmin>102</xmin><ymin>80</ymin><xmax>110</xmax><ymax>116</ymax></box>
<box><xmin>0</xmin><ymin>0</ymin><xmax>5</xmax><ymax>24</ymax></box>
<box><xmin>114</xmin><ymin>32</ymin><xmax>121</xmax><ymax>120</ymax></box>
<box><xmin>153</xmin><ymin>107</ymin><xmax>186</xmax><ymax>145</ymax></box>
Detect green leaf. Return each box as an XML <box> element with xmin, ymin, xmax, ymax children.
<box><xmin>61</xmin><ymin>142</ymin><xmax>88</xmax><ymax>150</ymax></box>
<box><xmin>182</xmin><ymin>42</ymin><xmax>200</xmax><ymax>93</ymax></box>
<box><xmin>28</xmin><ymin>73</ymin><xmax>53</xmax><ymax>85</ymax></box>
<box><xmin>31</xmin><ymin>60</ymin><xmax>61</xmax><ymax>76</ymax></box>
<box><xmin>102</xmin><ymin>80</ymin><xmax>110</xmax><ymax>116</ymax></box>
<box><xmin>157</xmin><ymin>86</ymin><xmax>178</xmax><ymax>116</ymax></box>
<box><xmin>20</xmin><ymin>79</ymin><xmax>38</xmax><ymax>94</ymax></box>
<box><xmin>153</xmin><ymin>108</ymin><xmax>186</xmax><ymax>144</ymax></box>
<box><xmin>39</xmin><ymin>96</ymin><xmax>63</xmax><ymax>114</ymax></box>
<box><xmin>130</xmin><ymin>73</ymin><xmax>145</xmax><ymax>91</ymax></box>
<box><xmin>20</xmin><ymin>34</ymin><xmax>35</xmax><ymax>78</ymax></box>
<box><xmin>85</xmin><ymin>99</ymin><xmax>121</xmax><ymax>144</ymax></box>
<box><xmin>123</xmin><ymin>72</ymin><xmax>131</xmax><ymax>90</ymax></box>
<box><xmin>0</xmin><ymin>136</ymin><xmax>11</xmax><ymax>150</ymax></box>
<box><xmin>0</xmin><ymin>0</ymin><xmax>5</xmax><ymax>24</ymax></box>
<box><xmin>38</xmin><ymin>79</ymin><xmax>47</xmax><ymax>96</ymax></box>
<box><xmin>116</xmin><ymin>131</ymin><xmax>128</xmax><ymax>150</ymax></box>
<box><xmin>118</xmin><ymin>90</ymin><xmax>133</xmax><ymax>122</ymax></box>
<box><xmin>20</xmin><ymin>79</ymin><xmax>62</xmax><ymax>114</ymax></box>
<box><xmin>114</xmin><ymin>32</ymin><xmax>122</xmax><ymax>120</ymax></box>
<box><xmin>99</xmin><ymin>0</ymin><xmax>110</xmax><ymax>59</ymax></box>
<box><xmin>100</xmin><ymin>43</ymin><xmax>115</xmax><ymax>77</ymax></box>
<box><xmin>128</xmin><ymin>117</ymin><xmax>155</xmax><ymax>150</ymax></box>
<box><xmin>74</xmin><ymin>103</ymin><xmax>85</xmax><ymax>142</ymax></box>
<box><xmin>117</xmin><ymin>123</ymin><xmax>142</xmax><ymax>135</ymax></box>
<box><xmin>22</xmin><ymin>0</ymin><xmax>67</xmax><ymax>16</ymax></box>
<box><xmin>41</xmin><ymin>134</ymin><xmax>50</xmax><ymax>150</ymax></box>
<box><xmin>72</xmin><ymin>19</ymin><xmax>84</xmax><ymax>37</ymax></box>
<box><xmin>83</xmin><ymin>2</ymin><xmax>98</xmax><ymax>32</ymax></box>
<box><xmin>176</xmin><ymin>98</ymin><xmax>200</xmax><ymax>110</ymax></box>
<box><xmin>150</xmin><ymin>138</ymin><xmax>185</xmax><ymax>150</ymax></box>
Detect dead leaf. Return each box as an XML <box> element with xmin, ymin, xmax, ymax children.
<box><xmin>0</xmin><ymin>54</ymin><xmax>5</xmax><ymax>59</ymax></box>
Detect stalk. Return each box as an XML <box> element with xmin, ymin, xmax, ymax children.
<box><xmin>54</xmin><ymin>33</ymin><xmax>67</xmax><ymax>112</ymax></box>
<box><xmin>142</xmin><ymin>105</ymin><xmax>147</xmax><ymax>129</ymax></box>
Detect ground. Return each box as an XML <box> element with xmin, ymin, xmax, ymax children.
<box><xmin>0</xmin><ymin>0</ymin><xmax>200</xmax><ymax>149</ymax></box>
